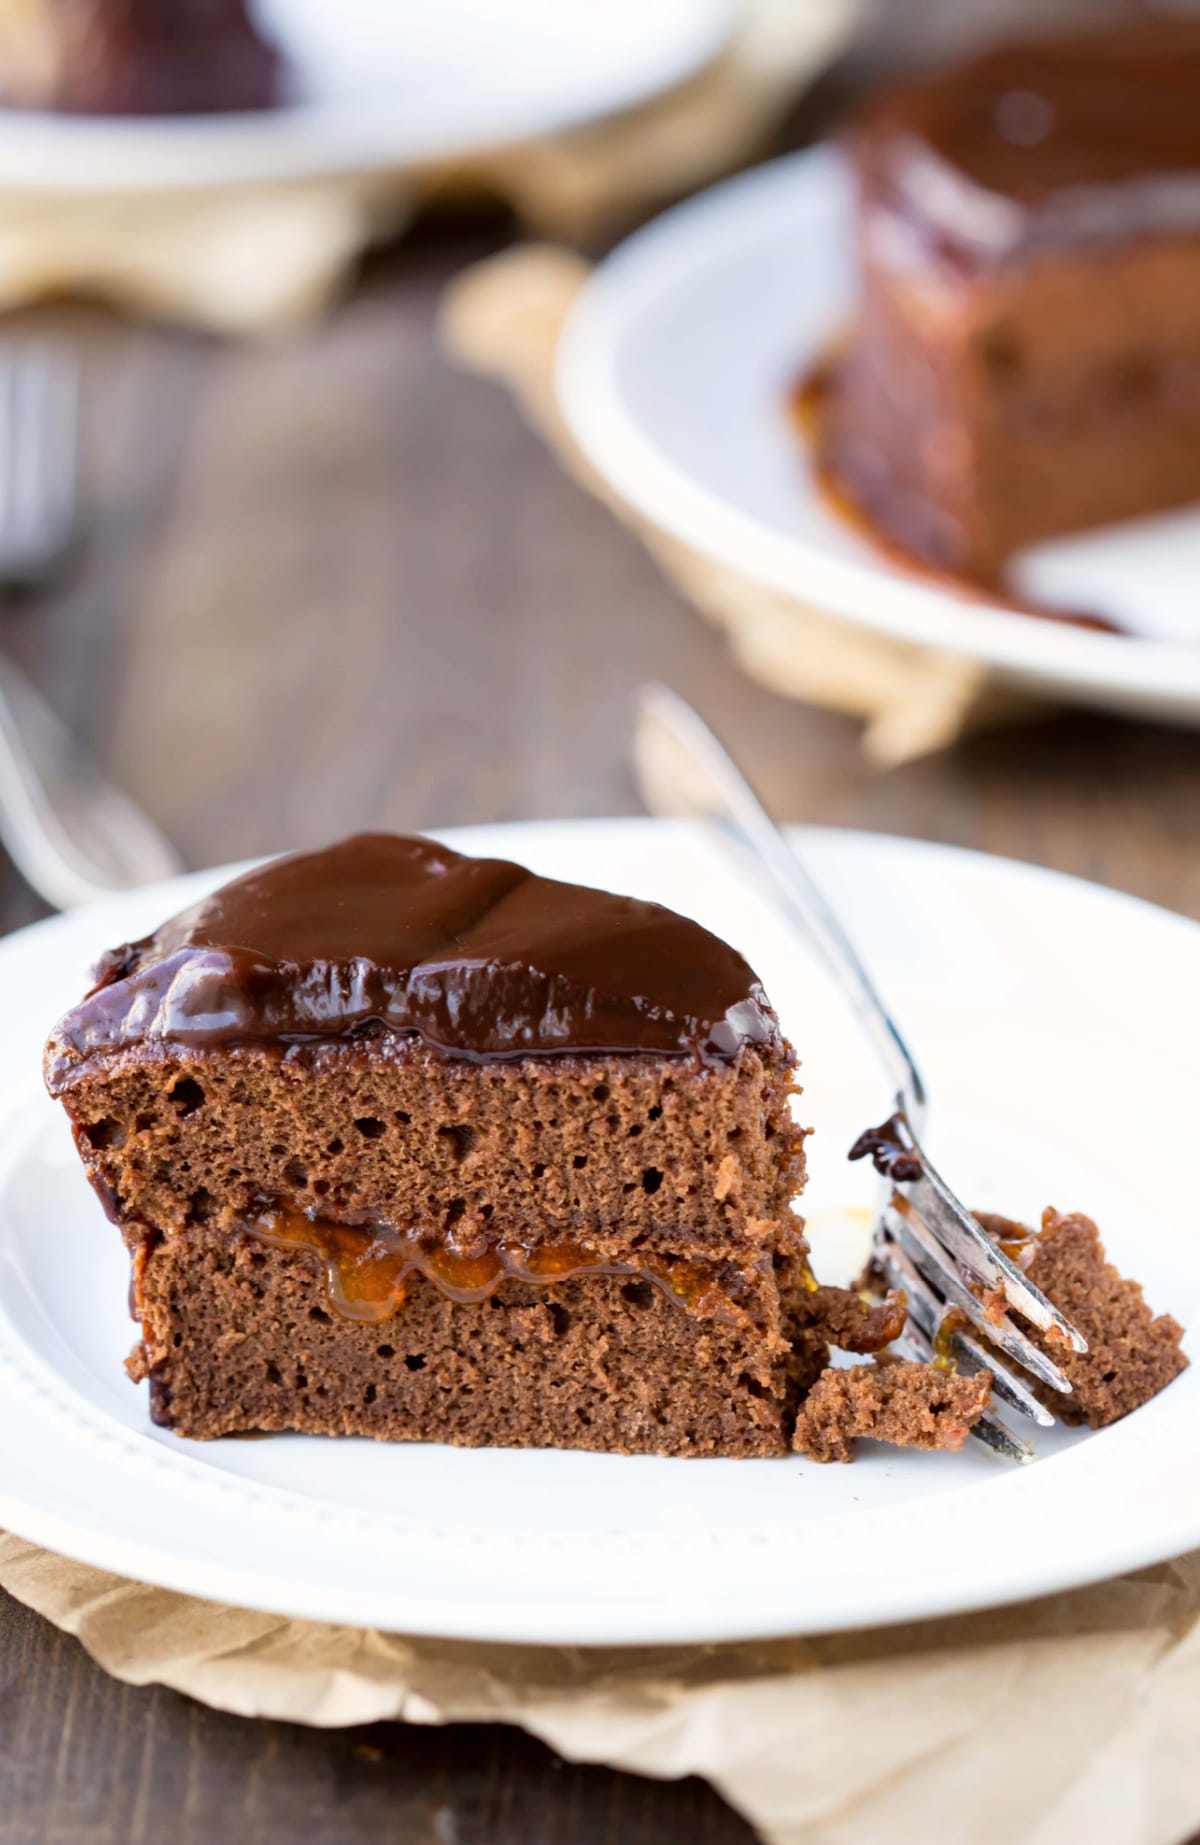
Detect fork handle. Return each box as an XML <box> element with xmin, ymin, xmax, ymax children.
<box><xmin>634</xmin><ymin>684</ymin><xmax>927</xmax><ymax>1126</ymax></box>
<box><xmin>0</xmin><ymin>655</ymin><xmax>183</xmax><ymax>910</ymax></box>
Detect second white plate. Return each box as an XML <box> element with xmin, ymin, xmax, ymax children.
<box><xmin>0</xmin><ymin>0</ymin><xmax>733</xmax><ymax>191</ymax></box>
<box><xmin>557</xmin><ymin>149</ymin><xmax>1200</xmax><ymax>726</ymax></box>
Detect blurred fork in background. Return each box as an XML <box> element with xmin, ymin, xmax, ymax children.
<box><xmin>0</xmin><ymin>346</ymin><xmax>81</xmax><ymax>587</ymax></box>
<box><xmin>0</xmin><ymin>344</ymin><xmax>183</xmax><ymax>909</ymax></box>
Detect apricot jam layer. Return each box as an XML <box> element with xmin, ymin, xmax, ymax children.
<box><xmin>244</xmin><ymin>1205</ymin><xmax>750</xmax><ymax>1327</ymax></box>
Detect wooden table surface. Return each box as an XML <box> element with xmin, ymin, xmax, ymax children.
<box><xmin>3</xmin><ymin>176</ymin><xmax>1200</xmax><ymax>1845</ymax></box>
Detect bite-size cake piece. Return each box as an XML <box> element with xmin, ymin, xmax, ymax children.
<box><xmin>793</xmin><ymin>1354</ymin><xmax>993</xmax><ymax>1465</ymax></box>
<box><xmin>976</xmin><ymin>1208</ymin><xmax>1187</xmax><ymax>1427</ymax></box>
<box><xmin>48</xmin><ymin>832</ymin><xmax>863</xmax><ymax>1456</ymax></box>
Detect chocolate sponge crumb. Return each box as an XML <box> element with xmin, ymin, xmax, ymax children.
<box><xmin>792</xmin><ymin>1352</ymin><xmax>992</xmax><ymax>1464</ymax></box>
<box><xmin>808</xmin><ymin>1282</ymin><xmax>907</xmax><ymax>1354</ymax></box>
<box><xmin>979</xmin><ymin>1208</ymin><xmax>1188</xmax><ymax>1428</ymax></box>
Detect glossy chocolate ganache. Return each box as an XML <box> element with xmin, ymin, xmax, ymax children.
<box><xmin>853</xmin><ymin>22</ymin><xmax>1200</xmax><ymax>269</ymax></box>
<box><xmin>46</xmin><ymin>833</ymin><xmax>779</xmax><ymax>1082</ymax></box>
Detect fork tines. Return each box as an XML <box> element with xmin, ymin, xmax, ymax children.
<box><xmin>876</xmin><ymin>1226</ymin><xmax>1053</xmax><ymax>1427</ymax></box>
<box><xmin>628</xmin><ymin>686</ymin><xmax>1088</xmax><ymax>1465</ymax></box>
<box><xmin>854</xmin><ymin>1108</ymin><xmax>1088</xmax><ymax>1460</ymax></box>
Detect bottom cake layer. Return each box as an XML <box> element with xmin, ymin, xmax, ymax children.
<box><xmin>130</xmin><ymin>1226</ymin><xmax>834</xmax><ymax>1457</ymax></box>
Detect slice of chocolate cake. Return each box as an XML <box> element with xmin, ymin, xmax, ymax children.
<box><xmin>976</xmin><ymin>1208</ymin><xmax>1187</xmax><ymax>1427</ymax></box>
<box><xmin>47</xmin><ymin>832</ymin><xmax>871</xmax><ymax>1457</ymax></box>
<box><xmin>814</xmin><ymin>22</ymin><xmax>1200</xmax><ymax>585</ymax></box>
<box><xmin>0</xmin><ymin>0</ymin><xmax>281</xmax><ymax>116</ymax></box>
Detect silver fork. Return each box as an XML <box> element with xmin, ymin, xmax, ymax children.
<box><xmin>0</xmin><ymin>345</ymin><xmax>183</xmax><ymax>909</ymax></box>
<box><xmin>633</xmin><ymin>684</ymin><xmax>1087</xmax><ymax>1463</ymax></box>
<box><xmin>0</xmin><ymin>345</ymin><xmax>81</xmax><ymax>585</ymax></box>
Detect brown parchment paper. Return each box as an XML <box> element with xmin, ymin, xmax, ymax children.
<box><xmin>4</xmin><ymin>1529</ymin><xmax>1200</xmax><ymax>1845</ymax></box>
<box><xmin>439</xmin><ymin>245</ymin><xmax>1042</xmax><ymax>767</ymax></box>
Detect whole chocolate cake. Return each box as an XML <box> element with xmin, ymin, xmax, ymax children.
<box><xmin>47</xmin><ymin>832</ymin><xmax>925</xmax><ymax>1457</ymax></box>
<box><xmin>814</xmin><ymin>22</ymin><xmax>1200</xmax><ymax>584</ymax></box>
<box><xmin>0</xmin><ymin>0</ymin><xmax>281</xmax><ymax>115</ymax></box>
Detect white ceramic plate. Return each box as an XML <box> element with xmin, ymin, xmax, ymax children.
<box><xmin>0</xmin><ymin>0</ymin><xmax>733</xmax><ymax>192</ymax></box>
<box><xmin>557</xmin><ymin>148</ymin><xmax>1200</xmax><ymax>726</ymax></box>
<box><xmin>2</xmin><ymin>818</ymin><xmax>1198</xmax><ymax>1644</ymax></box>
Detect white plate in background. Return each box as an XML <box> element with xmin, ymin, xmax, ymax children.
<box><xmin>0</xmin><ymin>0</ymin><xmax>733</xmax><ymax>191</ymax></box>
<box><xmin>0</xmin><ymin>818</ymin><xmax>1197</xmax><ymax>1643</ymax></box>
<box><xmin>557</xmin><ymin>149</ymin><xmax>1200</xmax><ymax>726</ymax></box>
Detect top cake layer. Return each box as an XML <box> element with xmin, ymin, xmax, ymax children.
<box><xmin>46</xmin><ymin>833</ymin><xmax>780</xmax><ymax>1084</ymax></box>
<box><xmin>852</xmin><ymin>22</ymin><xmax>1200</xmax><ymax>269</ymax></box>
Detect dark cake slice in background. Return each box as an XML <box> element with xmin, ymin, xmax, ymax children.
<box><xmin>814</xmin><ymin>22</ymin><xmax>1200</xmax><ymax>585</ymax></box>
<box><xmin>0</xmin><ymin>0</ymin><xmax>281</xmax><ymax>115</ymax></box>
<box><xmin>47</xmin><ymin>832</ymin><xmax>849</xmax><ymax>1457</ymax></box>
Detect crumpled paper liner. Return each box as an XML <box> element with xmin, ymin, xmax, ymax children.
<box><xmin>440</xmin><ymin>244</ymin><xmax>1040</xmax><ymax>765</ymax></box>
<box><xmin>5</xmin><ymin>1529</ymin><xmax>1200</xmax><ymax>1845</ymax></box>
<box><xmin>0</xmin><ymin>0</ymin><xmax>860</xmax><ymax>332</ymax></box>
<box><xmin>0</xmin><ymin>177</ymin><xmax>411</xmax><ymax>333</ymax></box>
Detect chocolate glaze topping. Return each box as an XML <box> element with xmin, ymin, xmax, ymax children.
<box><xmin>853</xmin><ymin>23</ymin><xmax>1200</xmax><ymax>268</ymax></box>
<box><xmin>46</xmin><ymin>833</ymin><xmax>779</xmax><ymax>1083</ymax></box>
